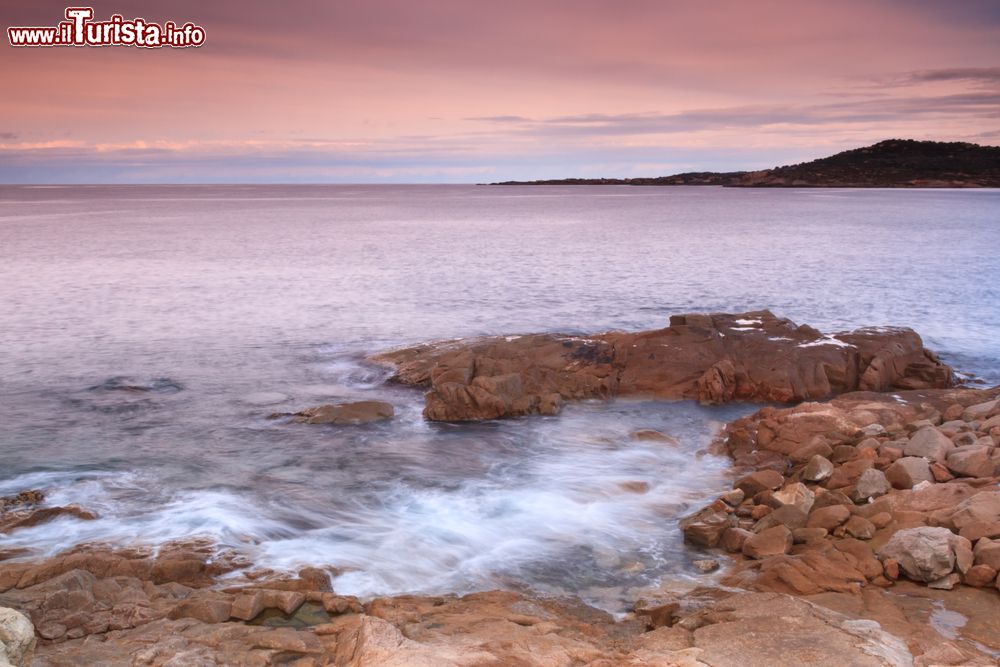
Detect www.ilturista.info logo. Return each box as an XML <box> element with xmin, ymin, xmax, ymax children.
<box><xmin>7</xmin><ymin>7</ymin><xmax>206</xmax><ymax>48</ymax></box>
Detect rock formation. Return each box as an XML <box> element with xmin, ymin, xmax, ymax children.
<box><xmin>269</xmin><ymin>401</ymin><xmax>395</xmax><ymax>425</ymax></box>
<box><xmin>373</xmin><ymin>311</ymin><xmax>952</xmax><ymax>421</ymax></box>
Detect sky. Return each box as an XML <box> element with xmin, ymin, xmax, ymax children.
<box><xmin>0</xmin><ymin>0</ymin><xmax>998</xmax><ymax>183</ymax></box>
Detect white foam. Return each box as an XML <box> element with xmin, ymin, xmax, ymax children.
<box><xmin>799</xmin><ymin>336</ymin><xmax>854</xmax><ymax>349</ymax></box>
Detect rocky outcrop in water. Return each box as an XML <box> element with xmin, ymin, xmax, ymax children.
<box><xmin>268</xmin><ymin>401</ymin><xmax>396</xmax><ymax>425</ymax></box>
<box><xmin>373</xmin><ymin>311</ymin><xmax>952</xmax><ymax>421</ymax></box>
<box><xmin>0</xmin><ymin>491</ymin><xmax>97</xmax><ymax>537</ymax></box>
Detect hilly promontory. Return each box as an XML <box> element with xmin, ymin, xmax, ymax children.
<box><xmin>495</xmin><ymin>139</ymin><xmax>1000</xmax><ymax>188</ymax></box>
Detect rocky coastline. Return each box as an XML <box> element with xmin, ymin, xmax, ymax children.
<box><xmin>3</xmin><ymin>313</ymin><xmax>999</xmax><ymax>666</ymax></box>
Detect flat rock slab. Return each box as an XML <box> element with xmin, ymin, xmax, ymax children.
<box><xmin>291</xmin><ymin>401</ymin><xmax>395</xmax><ymax>425</ymax></box>
<box><xmin>691</xmin><ymin>592</ymin><xmax>912</xmax><ymax>667</ymax></box>
<box><xmin>372</xmin><ymin>310</ymin><xmax>952</xmax><ymax>421</ymax></box>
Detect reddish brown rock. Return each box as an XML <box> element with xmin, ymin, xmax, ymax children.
<box><xmin>946</xmin><ymin>445</ymin><xmax>1000</xmax><ymax>478</ymax></box>
<box><xmin>735</xmin><ymin>469</ymin><xmax>784</xmax><ymax>496</ymax></box>
<box><xmin>973</xmin><ymin>538</ymin><xmax>1000</xmax><ymax>570</ymax></box>
<box><xmin>929</xmin><ymin>462</ymin><xmax>955</xmax><ymax>482</ymax></box>
<box><xmin>903</xmin><ymin>426</ymin><xmax>954</xmax><ymax>462</ymax></box>
<box><xmin>885</xmin><ymin>456</ymin><xmax>934</xmax><ymax>489</ymax></box>
<box><xmin>807</xmin><ymin>505</ymin><xmax>852</xmax><ymax>530</ymax></box>
<box><xmin>963</xmin><ymin>399</ymin><xmax>1000</xmax><ymax>421</ymax></box>
<box><xmin>290</xmin><ymin>400</ymin><xmax>394</xmax><ymax>425</ymax></box>
<box><xmin>742</xmin><ymin>525</ymin><xmax>793</xmax><ymax>559</ymax></box>
<box><xmin>373</xmin><ymin>311</ymin><xmax>952</xmax><ymax>420</ymax></box>
<box><xmin>802</xmin><ymin>454</ymin><xmax>835</xmax><ymax>482</ymax></box>
<box><xmin>0</xmin><ymin>505</ymin><xmax>97</xmax><ymax>533</ymax></box>
<box><xmin>849</xmin><ymin>468</ymin><xmax>891</xmax><ymax>502</ymax></box>
<box><xmin>168</xmin><ymin>596</ymin><xmax>232</xmax><ymax>624</ymax></box>
<box><xmin>964</xmin><ymin>564</ymin><xmax>998</xmax><ymax>588</ymax></box>
<box><xmin>844</xmin><ymin>515</ymin><xmax>876</xmax><ymax>540</ymax></box>
<box><xmin>679</xmin><ymin>506</ymin><xmax>734</xmax><ymax>548</ymax></box>
<box><xmin>720</xmin><ymin>527</ymin><xmax>753</xmax><ymax>553</ymax></box>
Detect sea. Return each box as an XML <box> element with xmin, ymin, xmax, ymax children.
<box><xmin>1</xmin><ymin>184</ymin><xmax>997</xmax><ymax>612</ymax></box>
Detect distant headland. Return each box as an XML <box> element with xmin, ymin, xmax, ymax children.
<box><xmin>493</xmin><ymin>139</ymin><xmax>1000</xmax><ymax>187</ymax></box>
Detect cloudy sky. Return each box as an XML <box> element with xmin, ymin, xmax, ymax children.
<box><xmin>1</xmin><ymin>0</ymin><xmax>998</xmax><ymax>182</ymax></box>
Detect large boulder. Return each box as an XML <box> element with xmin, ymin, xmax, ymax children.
<box><xmin>0</xmin><ymin>607</ymin><xmax>36</xmax><ymax>667</ymax></box>
<box><xmin>372</xmin><ymin>311</ymin><xmax>952</xmax><ymax>421</ymax></box>
<box><xmin>877</xmin><ymin>527</ymin><xmax>971</xmax><ymax>582</ymax></box>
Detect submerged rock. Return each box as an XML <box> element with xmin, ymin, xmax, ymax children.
<box><xmin>287</xmin><ymin>400</ymin><xmax>395</xmax><ymax>425</ymax></box>
<box><xmin>372</xmin><ymin>310</ymin><xmax>952</xmax><ymax>421</ymax></box>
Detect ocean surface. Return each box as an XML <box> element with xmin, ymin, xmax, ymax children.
<box><xmin>1</xmin><ymin>184</ymin><xmax>998</xmax><ymax>611</ymax></box>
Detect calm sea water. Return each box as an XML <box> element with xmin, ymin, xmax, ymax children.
<box><xmin>1</xmin><ymin>185</ymin><xmax>998</xmax><ymax>611</ymax></box>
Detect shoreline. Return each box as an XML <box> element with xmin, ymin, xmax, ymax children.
<box><xmin>2</xmin><ymin>315</ymin><xmax>999</xmax><ymax>665</ymax></box>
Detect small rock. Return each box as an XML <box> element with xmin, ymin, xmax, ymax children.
<box><xmin>844</xmin><ymin>515</ymin><xmax>876</xmax><ymax>540</ymax></box>
<box><xmin>631</xmin><ymin>429</ymin><xmax>679</xmax><ymax>444</ymax></box>
<box><xmin>720</xmin><ymin>488</ymin><xmax>745</xmax><ymax>506</ymax></box>
<box><xmin>753</xmin><ymin>505</ymin><xmax>808</xmax><ymax>533</ymax></box>
<box><xmin>679</xmin><ymin>507</ymin><xmax>734</xmax><ymax>548</ymax></box>
<box><xmin>230</xmin><ymin>592</ymin><xmax>266</xmax><ymax>621</ymax></box>
<box><xmin>735</xmin><ymin>470</ymin><xmax>784</xmax><ymax>496</ymax></box>
<box><xmin>958</xmin><ymin>521</ymin><xmax>1000</xmax><ymax>542</ymax></box>
<box><xmin>885</xmin><ymin>457</ymin><xmax>933</xmax><ymax>489</ymax></box>
<box><xmin>927</xmin><ymin>573</ymin><xmax>961</xmax><ymax>590</ymax></box>
<box><xmin>942</xmin><ymin>404</ymin><xmax>964</xmax><ymax>421</ymax></box>
<box><xmin>963</xmin><ymin>564</ymin><xmax>998</xmax><ymax>587</ymax></box>
<box><xmin>692</xmin><ymin>559</ymin><xmax>720</xmax><ymax>573</ymax></box>
<box><xmin>831</xmin><ymin>445</ymin><xmax>857</xmax><ymax>464</ymax></box>
<box><xmin>929</xmin><ymin>462</ymin><xmax>954</xmax><ymax>482</ymax></box>
<box><xmin>792</xmin><ymin>527</ymin><xmax>828</xmax><ymax>544</ymax></box>
<box><xmin>963</xmin><ymin>399</ymin><xmax>999</xmax><ymax>421</ymax></box>
<box><xmin>849</xmin><ymin>468</ymin><xmax>890</xmax><ymax>502</ymax></box>
<box><xmin>974</xmin><ymin>538</ymin><xmax>1000</xmax><ymax>570</ymax></box>
<box><xmin>807</xmin><ymin>505</ymin><xmax>851</xmax><ymax>530</ymax></box>
<box><xmin>801</xmin><ymin>455</ymin><xmax>834</xmax><ymax>482</ymax></box>
<box><xmin>720</xmin><ymin>527</ymin><xmax>752</xmax><ymax>553</ymax></box>
<box><xmin>772</xmin><ymin>482</ymin><xmax>815</xmax><ymax>514</ymax></box>
<box><xmin>903</xmin><ymin>426</ymin><xmax>954</xmax><ymax>462</ymax></box>
<box><xmin>945</xmin><ymin>445</ymin><xmax>999</xmax><ymax>478</ymax></box>
<box><xmin>618</xmin><ymin>481</ymin><xmax>650</xmax><ymax>494</ymax></box>
<box><xmin>169</xmin><ymin>596</ymin><xmax>232</xmax><ymax>624</ymax></box>
<box><xmin>742</xmin><ymin>525</ymin><xmax>793</xmax><ymax>559</ymax></box>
